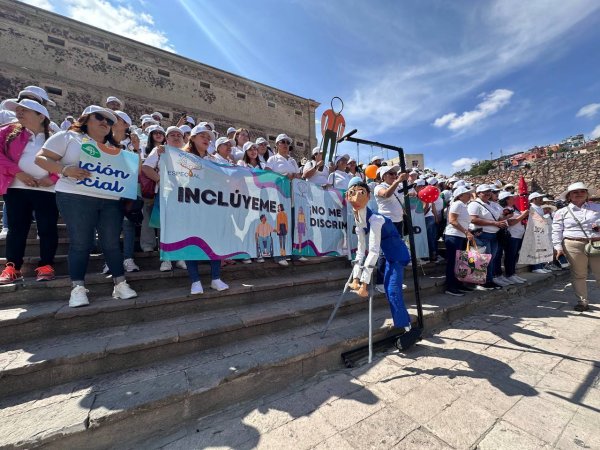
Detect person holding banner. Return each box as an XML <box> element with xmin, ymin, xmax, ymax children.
<box><xmin>0</xmin><ymin>100</ymin><xmax>59</xmax><ymax>284</ymax></box>
<box><xmin>327</xmin><ymin>154</ymin><xmax>352</xmax><ymax>190</ymax></box>
<box><xmin>552</xmin><ymin>182</ymin><xmax>600</xmax><ymax>312</ymax></box>
<box><xmin>232</xmin><ymin>128</ymin><xmax>250</xmax><ymax>162</ymax></box>
<box><xmin>256</xmin><ymin>137</ymin><xmax>273</xmax><ymax>163</ymax></box>
<box><xmin>529</xmin><ymin>192</ymin><xmax>553</xmax><ymax>274</ymax></box>
<box><xmin>302</xmin><ymin>147</ymin><xmax>330</xmax><ymax>186</ymax></box>
<box><xmin>213</xmin><ymin>137</ymin><xmax>236</xmax><ymax>165</ymax></box>
<box><xmin>266</xmin><ymin>134</ymin><xmax>301</xmax><ymax>180</ymax></box>
<box><xmin>237</xmin><ymin>141</ymin><xmax>265</xmax><ymax>169</ymax></box>
<box><xmin>35</xmin><ymin>105</ymin><xmax>138</xmax><ymax>307</ymax></box>
<box><xmin>498</xmin><ymin>191</ymin><xmax>528</xmax><ymax>284</ymax></box>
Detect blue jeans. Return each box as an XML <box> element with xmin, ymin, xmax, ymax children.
<box><xmin>257</xmin><ymin>235</ymin><xmax>272</xmax><ymax>256</ymax></box>
<box><xmin>504</xmin><ymin>237</ymin><xmax>522</xmax><ymax>277</ymax></box>
<box><xmin>425</xmin><ymin>216</ymin><xmax>438</xmax><ymax>258</ymax></box>
<box><xmin>185</xmin><ymin>260</ymin><xmax>221</xmax><ymax>282</ymax></box>
<box><xmin>475</xmin><ymin>232</ymin><xmax>498</xmax><ymax>283</ymax></box>
<box><xmin>122</xmin><ymin>217</ymin><xmax>135</xmax><ymax>259</ymax></box>
<box><xmin>444</xmin><ymin>235</ymin><xmax>467</xmax><ymax>290</ymax></box>
<box><xmin>377</xmin><ymin>221</ymin><xmax>403</xmax><ymax>285</ymax></box>
<box><xmin>56</xmin><ymin>192</ymin><xmax>125</xmax><ymax>283</ymax></box>
<box><xmin>383</xmin><ymin>260</ymin><xmax>411</xmax><ymax>328</ymax></box>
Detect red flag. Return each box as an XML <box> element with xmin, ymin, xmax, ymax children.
<box><xmin>516</xmin><ymin>176</ymin><xmax>529</xmax><ymax>211</ymax></box>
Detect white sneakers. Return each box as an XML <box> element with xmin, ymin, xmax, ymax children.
<box><xmin>160</xmin><ymin>260</ymin><xmax>187</xmax><ymax>271</ymax></box>
<box><xmin>492</xmin><ymin>277</ymin><xmax>510</xmax><ymax>287</ymax></box>
<box><xmin>277</xmin><ymin>259</ymin><xmax>289</xmax><ymax>266</ymax></box>
<box><xmin>375</xmin><ymin>284</ymin><xmax>386</xmax><ymax>294</ymax></box>
<box><xmin>298</xmin><ymin>257</ymin><xmax>308</xmax><ymax>262</ymax></box>
<box><xmin>210</xmin><ymin>279</ymin><xmax>229</xmax><ymax>291</ymax></box>
<box><xmin>112</xmin><ymin>281</ymin><xmax>138</xmax><ymax>299</ymax></box>
<box><xmin>507</xmin><ymin>275</ymin><xmax>526</xmax><ymax>284</ymax></box>
<box><xmin>190</xmin><ymin>279</ymin><xmax>230</xmax><ymax>295</ymax></box>
<box><xmin>242</xmin><ymin>259</ymin><xmax>252</xmax><ymax>264</ymax></box>
<box><xmin>0</xmin><ymin>228</ymin><xmax>8</xmax><ymax>240</ymax></box>
<box><xmin>256</xmin><ymin>257</ymin><xmax>265</xmax><ymax>263</ymax></box>
<box><xmin>69</xmin><ymin>286</ymin><xmax>90</xmax><ymax>308</ymax></box>
<box><xmin>123</xmin><ymin>258</ymin><xmax>140</xmax><ymax>272</ymax></box>
<box><xmin>532</xmin><ymin>269</ymin><xmax>549</xmax><ymax>274</ymax></box>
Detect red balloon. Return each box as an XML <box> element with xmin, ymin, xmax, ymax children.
<box><xmin>418</xmin><ymin>185</ymin><xmax>440</xmax><ymax>203</ymax></box>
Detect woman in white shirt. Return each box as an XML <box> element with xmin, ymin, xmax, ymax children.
<box><xmin>373</xmin><ymin>166</ymin><xmax>407</xmax><ymax>234</ymax></box>
<box><xmin>302</xmin><ymin>147</ymin><xmax>330</xmax><ymax>186</ymax></box>
<box><xmin>443</xmin><ymin>186</ymin><xmax>475</xmax><ymax>296</ymax></box>
<box><xmin>231</xmin><ymin>128</ymin><xmax>250</xmax><ymax>162</ymax></box>
<box><xmin>552</xmin><ymin>182</ymin><xmax>600</xmax><ymax>311</ymax></box>
<box><xmin>497</xmin><ymin>192</ymin><xmax>529</xmax><ymax>285</ymax></box>
<box><xmin>35</xmin><ymin>105</ymin><xmax>137</xmax><ymax>307</ymax></box>
<box><xmin>327</xmin><ymin>154</ymin><xmax>352</xmax><ymax>190</ymax></box>
<box><xmin>213</xmin><ymin>137</ymin><xmax>236</xmax><ymax>166</ymax></box>
<box><xmin>237</xmin><ymin>141</ymin><xmax>265</xmax><ymax>169</ymax></box>
<box><xmin>0</xmin><ymin>99</ymin><xmax>58</xmax><ymax>285</ymax></box>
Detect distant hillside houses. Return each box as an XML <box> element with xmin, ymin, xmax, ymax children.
<box><xmin>499</xmin><ymin>134</ymin><xmax>599</xmax><ymax>170</ymax></box>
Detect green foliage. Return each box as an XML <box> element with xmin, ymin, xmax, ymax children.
<box><xmin>462</xmin><ymin>160</ymin><xmax>495</xmax><ymax>176</ymax></box>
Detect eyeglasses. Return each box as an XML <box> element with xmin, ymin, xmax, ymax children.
<box><xmin>92</xmin><ymin>112</ymin><xmax>115</xmax><ymax>127</ymax></box>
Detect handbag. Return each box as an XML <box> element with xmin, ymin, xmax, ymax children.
<box><xmin>120</xmin><ymin>196</ymin><xmax>144</xmax><ymax>226</ymax></box>
<box><xmin>566</xmin><ymin>206</ymin><xmax>600</xmax><ymax>257</ymax></box>
<box><xmin>139</xmin><ymin>171</ymin><xmax>156</xmax><ymax>199</ymax></box>
<box><xmin>454</xmin><ymin>241</ymin><xmax>492</xmax><ymax>285</ymax></box>
<box><xmin>476</xmin><ymin>199</ymin><xmax>510</xmax><ymax>243</ymax></box>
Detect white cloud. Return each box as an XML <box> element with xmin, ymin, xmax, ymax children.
<box><xmin>344</xmin><ymin>0</ymin><xmax>600</xmax><ymax>134</ymax></box>
<box><xmin>20</xmin><ymin>0</ymin><xmax>55</xmax><ymax>11</ymax></box>
<box><xmin>64</xmin><ymin>0</ymin><xmax>175</xmax><ymax>52</ymax></box>
<box><xmin>451</xmin><ymin>157</ymin><xmax>478</xmax><ymax>170</ymax></box>
<box><xmin>433</xmin><ymin>89</ymin><xmax>513</xmax><ymax>132</ymax></box>
<box><xmin>576</xmin><ymin>103</ymin><xmax>600</xmax><ymax>118</ymax></box>
<box><xmin>591</xmin><ymin>124</ymin><xmax>600</xmax><ymax>139</ymax></box>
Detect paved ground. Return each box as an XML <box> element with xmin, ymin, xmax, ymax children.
<box><xmin>148</xmin><ymin>278</ymin><xmax>600</xmax><ymax>450</ymax></box>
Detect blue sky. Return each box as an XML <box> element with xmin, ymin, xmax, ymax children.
<box><xmin>23</xmin><ymin>0</ymin><xmax>600</xmax><ymax>175</ymax></box>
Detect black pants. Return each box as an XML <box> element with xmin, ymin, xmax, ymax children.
<box><xmin>4</xmin><ymin>188</ymin><xmax>59</xmax><ymax>270</ymax></box>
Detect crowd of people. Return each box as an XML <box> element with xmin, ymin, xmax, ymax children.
<box><xmin>0</xmin><ymin>85</ymin><xmax>598</xmax><ymax>313</ymax></box>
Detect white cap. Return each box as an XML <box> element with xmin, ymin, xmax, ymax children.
<box><xmin>165</xmin><ymin>126</ymin><xmax>183</xmax><ymax>136</ymax></box>
<box><xmin>146</xmin><ymin>125</ymin><xmax>165</xmax><ymax>134</ymax></box>
<box><xmin>528</xmin><ymin>192</ymin><xmax>545</xmax><ymax>201</ymax></box>
<box><xmin>256</xmin><ymin>137</ymin><xmax>268</xmax><ymax>145</ymax></box>
<box><xmin>2</xmin><ymin>98</ymin><xmax>50</xmax><ymax>120</ymax></box>
<box><xmin>140</xmin><ymin>114</ymin><xmax>152</xmax><ymax>121</ymax></box>
<box><xmin>504</xmin><ymin>183</ymin><xmax>514</xmax><ymax>189</ymax></box>
<box><xmin>22</xmin><ymin>86</ymin><xmax>56</xmax><ymax>106</ymax></box>
<box><xmin>454</xmin><ymin>180</ymin><xmax>466</xmax><ymax>188</ymax></box>
<box><xmin>334</xmin><ymin>153</ymin><xmax>350</xmax><ymax>164</ymax></box>
<box><xmin>216</xmin><ymin>136</ymin><xmax>235</xmax><ymax>148</ymax></box>
<box><xmin>106</xmin><ymin>96</ymin><xmax>123</xmax><ymax>107</ymax></box>
<box><xmin>185</xmin><ymin>116</ymin><xmax>195</xmax><ymax>125</ymax></box>
<box><xmin>415</xmin><ymin>179</ymin><xmax>427</xmax><ymax>187</ymax></box>
<box><xmin>243</xmin><ymin>141</ymin><xmax>258</xmax><ymax>152</ymax></box>
<box><xmin>542</xmin><ymin>197</ymin><xmax>554</xmax><ymax>203</ymax></box>
<box><xmin>226</xmin><ymin>126</ymin><xmax>236</xmax><ymax>135</ymax></box>
<box><xmin>190</xmin><ymin>123</ymin><xmax>216</xmax><ymax>140</ymax></box>
<box><xmin>151</xmin><ymin>111</ymin><xmax>163</xmax><ymax>120</ymax></box>
<box><xmin>142</xmin><ymin>117</ymin><xmax>158</xmax><ymax>126</ymax></box>
<box><xmin>448</xmin><ymin>176</ymin><xmax>459</xmax><ymax>183</ymax></box>
<box><xmin>428</xmin><ymin>177</ymin><xmax>439</xmax><ymax>185</ymax></box>
<box><xmin>113</xmin><ymin>110</ymin><xmax>132</xmax><ymax>126</ymax></box>
<box><xmin>377</xmin><ymin>165</ymin><xmax>399</xmax><ymax>178</ymax></box>
<box><xmin>370</xmin><ymin>155</ymin><xmax>383</xmax><ymax>163</ymax></box>
<box><xmin>409</xmin><ymin>170</ymin><xmax>419</xmax><ymax>176</ymax></box>
<box><xmin>453</xmin><ymin>186</ymin><xmax>472</xmax><ymax>198</ymax></box>
<box><xmin>82</xmin><ymin>105</ymin><xmax>117</xmax><ymax>124</ymax></box>
<box><xmin>276</xmin><ymin>133</ymin><xmax>292</xmax><ymax>144</ymax></box>
<box><xmin>566</xmin><ymin>182</ymin><xmax>588</xmax><ymax>193</ymax></box>
<box><xmin>498</xmin><ymin>191</ymin><xmax>516</xmax><ymax>201</ymax></box>
<box><xmin>179</xmin><ymin>125</ymin><xmax>192</xmax><ymax>134</ymax></box>
<box><xmin>476</xmin><ymin>184</ymin><xmax>493</xmax><ymax>193</ymax></box>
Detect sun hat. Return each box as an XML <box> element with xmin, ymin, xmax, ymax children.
<box><xmin>146</xmin><ymin>125</ymin><xmax>165</xmax><ymax>134</ymax></box>
<box><xmin>498</xmin><ymin>191</ymin><xmax>517</xmax><ymax>201</ymax></box>
<box><xmin>22</xmin><ymin>86</ymin><xmax>56</xmax><ymax>106</ymax></box>
<box><xmin>243</xmin><ymin>141</ymin><xmax>258</xmax><ymax>152</ymax></box>
<box><xmin>105</xmin><ymin>96</ymin><xmax>123</xmax><ymax>107</ymax></box>
<box><xmin>453</xmin><ymin>186</ymin><xmax>473</xmax><ymax>198</ymax></box>
<box><xmin>476</xmin><ymin>184</ymin><xmax>493</xmax><ymax>193</ymax></box>
<box><xmin>370</xmin><ymin>155</ymin><xmax>383</xmax><ymax>163</ymax></box>
<box><xmin>377</xmin><ymin>165</ymin><xmax>399</xmax><ymax>178</ymax></box>
<box><xmin>226</xmin><ymin>126</ymin><xmax>236</xmax><ymax>135</ymax></box>
<box><xmin>334</xmin><ymin>153</ymin><xmax>350</xmax><ymax>165</ymax></box>
<box><xmin>275</xmin><ymin>133</ymin><xmax>292</xmax><ymax>144</ymax></box>
<box><xmin>2</xmin><ymin>99</ymin><xmax>50</xmax><ymax>120</ymax></box>
<box><xmin>113</xmin><ymin>110</ymin><xmax>132</xmax><ymax>126</ymax></box>
<box><xmin>142</xmin><ymin>117</ymin><xmax>158</xmax><ymax>127</ymax></box>
<box><xmin>543</xmin><ymin>204</ymin><xmax>557</xmax><ymax>212</ymax></box>
<box><xmin>165</xmin><ymin>126</ymin><xmax>183</xmax><ymax>137</ymax></box>
<box><xmin>311</xmin><ymin>146</ymin><xmax>322</xmax><ymax>155</ymax></box>
<box><xmin>503</xmin><ymin>183</ymin><xmax>515</xmax><ymax>189</ymax></box>
<box><xmin>215</xmin><ymin>136</ymin><xmax>235</xmax><ymax>148</ymax></box>
<box><xmin>528</xmin><ymin>192</ymin><xmax>545</xmax><ymax>201</ymax></box>
<box><xmin>428</xmin><ymin>177</ymin><xmax>439</xmax><ymax>185</ymax></box>
<box><xmin>82</xmin><ymin>105</ymin><xmax>117</xmax><ymax>123</ymax></box>
<box><xmin>151</xmin><ymin>111</ymin><xmax>163</xmax><ymax>120</ymax></box>
<box><xmin>566</xmin><ymin>182</ymin><xmax>587</xmax><ymax>193</ymax></box>
<box><xmin>256</xmin><ymin>137</ymin><xmax>268</xmax><ymax>145</ymax></box>
<box><xmin>447</xmin><ymin>176</ymin><xmax>459</xmax><ymax>183</ymax></box>
<box><xmin>415</xmin><ymin>179</ymin><xmax>427</xmax><ymax>187</ymax></box>
<box><xmin>190</xmin><ymin>123</ymin><xmax>216</xmax><ymax>140</ymax></box>
<box><xmin>178</xmin><ymin>125</ymin><xmax>192</xmax><ymax>134</ymax></box>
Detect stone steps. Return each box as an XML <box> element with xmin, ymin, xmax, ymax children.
<box><xmin>0</xmin><ymin>269</ymin><xmax>569</xmax><ymax>450</ymax></box>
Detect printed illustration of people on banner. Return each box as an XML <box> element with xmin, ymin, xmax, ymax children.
<box><xmin>406</xmin><ymin>197</ymin><xmax>429</xmax><ymax>259</ymax></box>
<box><xmin>158</xmin><ymin>145</ymin><xmax>292</xmax><ymax>260</ymax></box>
<box><xmin>518</xmin><ymin>209</ymin><xmax>554</xmax><ymax>264</ymax></box>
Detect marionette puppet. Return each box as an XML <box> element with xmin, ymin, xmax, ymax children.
<box><xmin>346</xmin><ymin>177</ymin><xmax>422</xmax><ymax>349</ymax></box>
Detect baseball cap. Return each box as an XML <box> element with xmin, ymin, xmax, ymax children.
<box><xmin>179</xmin><ymin>125</ymin><xmax>192</xmax><ymax>134</ymax></box>
<box><xmin>165</xmin><ymin>126</ymin><xmax>183</xmax><ymax>137</ymax></box>
<box><xmin>377</xmin><ymin>166</ymin><xmax>399</xmax><ymax>178</ymax></box>
<box><xmin>106</xmin><ymin>96</ymin><xmax>123</xmax><ymax>107</ymax></box>
<box><xmin>528</xmin><ymin>192</ymin><xmax>545</xmax><ymax>201</ymax></box>
<box><xmin>498</xmin><ymin>191</ymin><xmax>516</xmax><ymax>201</ymax></box>
<box><xmin>275</xmin><ymin>133</ymin><xmax>292</xmax><ymax>144</ymax></box>
<box><xmin>216</xmin><ymin>136</ymin><xmax>235</xmax><ymax>148</ymax></box>
<box><xmin>113</xmin><ymin>110</ymin><xmax>132</xmax><ymax>126</ymax></box>
<box><xmin>256</xmin><ymin>137</ymin><xmax>268</xmax><ymax>145</ymax></box>
<box><xmin>243</xmin><ymin>141</ymin><xmax>258</xmax><ymax>152</ymax></box>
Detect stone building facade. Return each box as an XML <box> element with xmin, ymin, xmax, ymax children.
<box><xmin>0</xmin><ymin>0</ymin><xmax>319</xmax><ymax>157</ymax></box>
<box><xmin>465</xmin><ymin>149</ymin><xmax>600</xmax><ymax>198</ymax></box>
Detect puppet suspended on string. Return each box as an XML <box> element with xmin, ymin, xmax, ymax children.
<box><xmin>319</xmin><ymin>97</ymin><xmax>346</xmax><ymax>170</ymax></box>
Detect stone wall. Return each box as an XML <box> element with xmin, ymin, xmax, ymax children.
<box><xmin>0</xmin><ymin>0</ymin><xmax>319</xmax><ymax>157</ymax></box>
<box><xmin>464</xmin><ymin>149</ymin><xmax>600</xmax><ymax>197</ymax></box>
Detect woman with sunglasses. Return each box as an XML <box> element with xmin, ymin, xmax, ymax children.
<box><xmin>35</xmin><ymin>105</ymin><xmax>137</xmax><ymax>307</ymax></box>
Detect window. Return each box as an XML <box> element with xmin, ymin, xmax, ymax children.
<box><xmin>47</xmin><ymin>36</ymin><xmax>65</xmax><ymax>46</ymax></box>
<box><xmin>268</xmin><ymin>135</ymin><xmax>276</xmax><ymax>141</ymax></box>
<box><xmin>237</xmin><ymin>92</ymin><xmax>246</xmax><ymax>100</ymax></box>
<box><xmin>200</xmin><ymin>81</ymin><xmax>211</xmax><ymax>89</ymax></box>
<box><xmin>295</xmin><ymin>110</ymin><xmax>303</xmax><ymax>117</ymax></box>
<box><xmin>267</xmin><ymin>101</ymin><xmax>276</xmax><ymax>108</ymax></box>
<box><xmin>296</xmin><ymin>142</ymin><xmax>304</xmax><ymax>148</ymax></box>
<box><xmin>158</xmin><ymin>68</ymin><xmax>170</xmax><ymax>77</ymax></box>
<box><xmin>159</xmin><ymin>111</ymin><xmax>170</xmax><ymax>119</ymax></box>
<box><xmin>45</xmin><ymin>87</ymin><xmax>63</xmax><ymax>96</ymax></box>
<box><xmin>411</xmin><ymin>160</ymin><xmax>419</xmax><ymax>167</ymax></box>
<box><xmin>107</xmin><ymin>54</ymin><xmax>122</xmax><ymax>63</ymax></box>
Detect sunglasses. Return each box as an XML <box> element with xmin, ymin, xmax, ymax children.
<box><xmin>92</xmin><ymin>112</ymin><xmax>115</xmax><ymax>126</ymax></box>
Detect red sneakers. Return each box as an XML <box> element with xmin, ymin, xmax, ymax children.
<box><xmin>35</xmin><ymin>265</ymin><xmax>55</xmax><ymax>282</ymax></box>
<box><xmin>0</xmin><ymin>263</ymin><xmax>23</xmax><ymax>285</ymax></box>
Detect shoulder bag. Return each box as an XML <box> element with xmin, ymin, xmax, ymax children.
<box><xmin>566</xmin><ymin>206</ymin><xmax>600</xmax><ymax>257</ymax></box>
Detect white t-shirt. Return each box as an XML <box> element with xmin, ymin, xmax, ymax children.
<box><xmin>507</xmin><ymin>208</ymin><xmax>526</xmax><ymax>239</ymax></box>
<box><xmin>444</xmin><ymin>201</ymin><xmax>470</xmax><ymax>237</ymax></box>
<box><xmin>10</xmin><ymin>130</ymin><xmax>54</xmax><ymax>193</ymax></box>
<box><xmin>374</xmin><ymin>183</ymin><xmax>404</xmax><ymax>222</ymax></box>
<box><xmin>231</xmin><ymin>146</ymin><xmax>244</xmax><ymax>162</ymax></box>
<box><xmin>43</xmin><ymin>130</ymin><xmax>116</xmax><ymax>199</ymax></box>
<box><xmin>327</xmin><ymin>170</ymin><xmax>352</xmax><ymax>190</ymax></box>
<box><xmin>467</xmin><ymin>199</ymin><xmax>499</xmax><ymax>233</ymax></box>
<box><xmin>213</xmin><ymin>153</ymin><xmax>235</xmax><ymax>166</ymax></box>
<box><xmin>266</xmin><ymin>153</ymin><xmax>299</xmax><ymax>175</ymax></box>
<box><xmin>237</xmin><ymin>160</ymin><xmax>265</xmax><ymax>169</ymax></box>
<box><xmin>433</xmin><ymin>196</ymin><xmax>444</xmax><ymax>219</ymax></box>
<box><xmin>302</xmin><ymin>160</ymin><xmax>329</xmax><ymax>185</ymax></box>
<box><xmin>0</xmin><ymin>110</ymin><xmax>17</xmax><ymax>126</ymax></box>
<box><xmin>60</xmin><ymin>120</ymin><xmax>72</xmax><ymax>131</ymax></box>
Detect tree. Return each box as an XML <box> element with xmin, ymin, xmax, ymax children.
<box><xmin>466</xmin><ymin>160</ymin><xmax>495</xmax><ymax>176</ymax></box>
